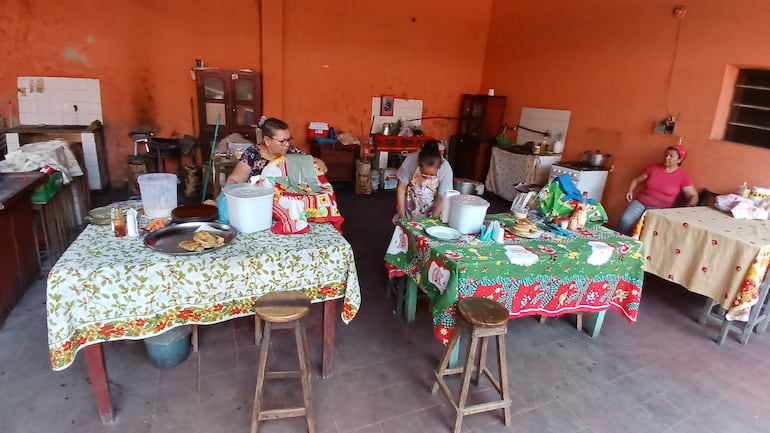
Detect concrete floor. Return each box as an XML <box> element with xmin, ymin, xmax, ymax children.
<box><xmin>1</xmin><ymin>186</ymin><xmax>770</xmax><ymax>433</ymax></box>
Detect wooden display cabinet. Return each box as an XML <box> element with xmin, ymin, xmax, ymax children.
<box><xmin>450</xmin><ymin>94</ymin><xmax>506</xmax><ymax>182</ymax></box>
<box><xmin>196</xmin><ymin>68</ymin><xmax>262</xmax><ymax>166</ymax></box>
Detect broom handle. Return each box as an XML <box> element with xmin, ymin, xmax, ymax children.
<box><xmin>200</xmin><ymin>115</ymin><xmax>221</xmax><ymax>203</ymax></box>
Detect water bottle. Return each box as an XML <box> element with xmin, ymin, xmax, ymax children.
<box><xmin>217</xmin><ymin>190</ymin><xmax>229</xmax><ymax>224</ymax></box>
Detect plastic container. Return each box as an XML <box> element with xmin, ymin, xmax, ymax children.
<box><xmin>224</xmin><ymin>184</ymin><xmax>274</xmax><ymax>233</ymax></box>
<box><xmin>381</xmin><ymin>168</ymin><xmax>398</xmax><ymax>190</ymax></box>
<box><xmin>371</xmin><ymin>169</ymin><xmax>380</xmax><ymax>191</ymax></box>
<box><xmin>144</xmin><ymin>325</ymin><xmax>192</xmax><ymax>369</ymax></box>
<box><xmin>138</xmin><ymin>173</ymin><xmax>178</xmax><ymax>218</ymax></box>
<box><xmin>448</xmin><ymin>194</ymin><xmax>490</xmax><ymax>234</ymax></box>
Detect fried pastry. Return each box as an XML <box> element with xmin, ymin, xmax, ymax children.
<box><xmin>179</xmin><ymin>239</ymin><xmax>205</xmax><ymax>252</ymax></box>
<box><xmin>510</xmin><ymin>218</ymin><xmax>538</xmax><ymax>236</ymax></box>
<box><xmin>193</xmin><ymin>230</ymin><xmax>224</xmax><ymax>248</ymax></box>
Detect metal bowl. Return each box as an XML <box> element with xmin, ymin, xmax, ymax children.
<box><xmin>453</xmin><ymin>178</ymin><xmax>480</xmax><ymax>195</ymax></box>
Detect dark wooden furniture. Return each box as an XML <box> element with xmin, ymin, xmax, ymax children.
<box><xmin>310</xmin><ymin>142</ymin><xmax>357</xmax><ymax>183</ymax></box>
<box><xmin>449</xmin><ymin>94</ymin><xmax>506</xmax><ymax>182</ymax></box>
<box><xmin>196</xmin><ymin>68</ymin><xmax>262</xmax><ymax>166</ymax></box>
<box><xmin>0</xmin><ymin>172</ymin><xmax>46</xmax><ymax>327</ymax></box>
<box><xmin>252</xmin><ymin>291</ymin><xmax>315</xmax><ymax>433</ymax></box>
<box><xmin>432</xmin><ymin>297</ymin><xmax>511</xmax><ymax>433</ymax></box>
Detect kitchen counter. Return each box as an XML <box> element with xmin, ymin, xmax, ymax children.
<box><xmin>0</xmin><ymin>172</ymin><xmax>47</xmax><ymax>327</ymax></box>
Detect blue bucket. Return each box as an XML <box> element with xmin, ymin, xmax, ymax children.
<box><xmin>144</xmin><ymin>325</ymin><xmax>192</xmax><ymax>369</ymax></box>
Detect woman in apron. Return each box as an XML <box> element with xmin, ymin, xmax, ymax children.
<box><xmin>394</xmin><ymin>140</ymin><xmax>448</xmax><ymax>222</ymax></box>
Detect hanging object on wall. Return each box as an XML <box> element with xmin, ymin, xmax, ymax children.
<box><xmin>654</xmin><ymin>5</ymin><xmax>686</xmax><ymax>135</ymax></box>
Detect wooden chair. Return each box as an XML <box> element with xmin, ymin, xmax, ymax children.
<box><xmin>251</xmin><ymin>291</ymin><xmax>315</xmax><ymax>433</ymax></box>
<box><xmin>432</xmin><ymin>297</ymin><xmax>511</xmax><ymax>433</ymax></box>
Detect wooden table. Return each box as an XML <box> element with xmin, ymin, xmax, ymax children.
<box><xmin>47</xmin><ymin>223</ymin><xmax>361</xmax><ymax>423</ymax></box>
<box><xmin>385</xmin><ymin>215</ymin><xmax>645</xmax><ymax>345</ymax></box>
<box><xmin>638</xmin><ymin>206</ymin><xmax>770</xmax><ymax>343</ymax></box>
<box><xmin>0</xmin><ymin>172</ymin><xmax>46</xmax><ymax>327</ymax></box>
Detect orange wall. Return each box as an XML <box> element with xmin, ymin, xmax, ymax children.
<box><xmin>278</xmin><ymin>0</ymin><xmax>493</xmax><ymax>143</ymax></box>
<box><xmin>483</xmin><ymin>0</ymin><xmax>770</xmax><ymax>224</ymax></box>
<box><xmin>1</xmin><ymin>0</ymin><xmax>492</xmax><ymax>186</ymax></box>
<box><xmin>1</xmin><ymin>0</ymin><xmax>263</xmax><ymax>184</ymax></box>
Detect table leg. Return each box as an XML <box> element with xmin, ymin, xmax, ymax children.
<box><xmin>322</xmin><ymin>299</ymin><xmax>338</xmax><ymax>378</ymax></box>
<box><xmin>406</xmin><ymin>278</ymin><xmax>418</xmax><ymax>323</ymax></box>
<box><xmin>581</xmin><ymin>311</ymin><xmax>606</xmax><ymax>338</ymax></box>
<box><xmin>699</xmin><ymin>299</ymin><xmax>717</xmax><ymax>325</ymax></box>
<box><xmin>84</xmin><ymin>344</ymin><xmax>113</xmax><ymax>424</ymax></box>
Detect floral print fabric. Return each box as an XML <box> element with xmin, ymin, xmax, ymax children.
<box><xmin>47</xmin><ymin>223</ymin><xmax>361</xmax><ymax>371</ymax></box>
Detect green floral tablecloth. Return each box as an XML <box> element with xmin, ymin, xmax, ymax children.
<box><xmin>47</xmin><ymin>223</ymin><xmax>361</xmax><ymax>371</ymax></box>
<box><xmin>385</xmin><ymin>215</ymin><xmax>644</xmax><ymax>344</ymax></box>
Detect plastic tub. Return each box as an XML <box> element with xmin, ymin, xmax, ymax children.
<box><xmin>138</xmin><ymin>173</ymin><xmax>178</xmax><ymax>218</ymax></box>
<box><xmin>224</xmin><ymin>184</ymin><xmax>274</xmax><ymax>233</ymax></box>
<box><xmin>448</xmin><ymin>194</ymin><xmax>490</xmax><ymax>234</ymax></box>
<box><xmin>144</xmin><ymin>325</ymin><xmax>192</xmax><ymax>369</ymax></box>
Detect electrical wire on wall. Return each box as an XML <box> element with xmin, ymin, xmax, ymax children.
<box><xmin>664</xmin><ymin>5</ymin><xmax>687</xmax><ymax>124</ymax></box>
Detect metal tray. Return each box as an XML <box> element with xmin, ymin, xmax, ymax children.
<box><xmin>144</xmin><ymin>222</ymin><xmax>237</xmax><ymax>256</ymax></box>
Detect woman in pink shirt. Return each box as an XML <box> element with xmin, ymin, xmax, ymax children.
<box><xmin>617</xmin><ymin>145</ymin><xmax>698</xmax><ymax>235</ymax></box>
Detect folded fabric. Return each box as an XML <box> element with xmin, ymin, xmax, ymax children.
<box><xmin>257</xmin><ymin>155</ymin><xmax>345</xmax><ymax>232</ymax></box>
<box><xmin>535</xmin><ymin>176</ymin><xmax>607</xmax><ymax>223</ymax></box>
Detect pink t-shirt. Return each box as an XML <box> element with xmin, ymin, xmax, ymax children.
<box><xmin>635</xmin><ymin>164</ymin><xmax>693</xmax><ymax>208</ymax></box>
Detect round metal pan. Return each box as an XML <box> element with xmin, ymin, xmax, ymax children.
<box><xmin>144</xmin><ymin>222</ymin><xmax>237</xmax><ymax>255</ymax></box>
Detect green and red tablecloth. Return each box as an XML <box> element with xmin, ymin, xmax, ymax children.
<box><xmin>385</xmin><ymin>214</ymin><xmax>645</xmax><ymax>344</ymax></box>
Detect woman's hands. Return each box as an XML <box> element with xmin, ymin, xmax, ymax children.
<box><xmin>626</xmin><ymin>191</ymin><xmax>634</xmax><ymax>202</ymax></box>
<box><xmin>626</xmin><ymin>173</ymin><xmax>648</xmax><ymax>202</ymax></box>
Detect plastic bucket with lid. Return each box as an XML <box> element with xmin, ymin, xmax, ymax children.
<box><xmin>224</xmin><ymin>184</ymin><xmax>274</xmax><ymax>233</ymax></box>
<box><xmin>138</xmin><ymin>173</ymin><xmax>178</xmax><ymax>218</ymax></box>
<box><xmin>448</xmin><ymin>194</ymin><xmax>490</xmax><ymax>234</ymax></box>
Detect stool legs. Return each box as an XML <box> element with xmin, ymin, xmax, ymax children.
<box><xmin>432</xmin><ymin>323</ymin><xmax>511</xmax><ymax>433</ymax></box>
<box><xmin>251</xmin><ymin>319</ymin><xmax>314</xmax><ymax>433</ymax></box>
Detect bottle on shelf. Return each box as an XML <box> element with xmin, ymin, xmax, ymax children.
<box><xmin>111</xmin><ymin>202</ymin><xmax>127</xmax><ymax>238</ymax></box>
<box><xmin>540</xmin><ymin>135</ymin><xmax>548</xmax><ymax>153</ymax></box>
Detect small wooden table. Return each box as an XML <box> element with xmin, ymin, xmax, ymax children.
<box><xmin>47</xmin><ymin>223</ymin><xmax>361</xmax><ymax>423</ymax></box>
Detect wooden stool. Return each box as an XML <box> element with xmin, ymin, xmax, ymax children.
<box><xmin>251</xmin><ymin>291</ymin><xmax>315</xmax><ymax>433</ymax></box>
<box><xmin>432</xmin><ymin>297</ymin><xmax>511</xmax><ymax>433</ymax></box>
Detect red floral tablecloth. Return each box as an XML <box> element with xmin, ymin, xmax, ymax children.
<box><xmin>384</xmin><ymin>215</ymin><xmax>645</xmax><ymax>344</ymax></box>
<box><xmin>47</xmin><ymin>223</ymin><xmax>361</xmax><ymax>370</ymax></box>
<box><xmin>638</xmin><ymin>206</ymin><xmax>770</xmax><ymax>321</ymax></box>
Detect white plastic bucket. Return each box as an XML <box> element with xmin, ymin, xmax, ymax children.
<box><xmin>448</xmin><ymin>194</ymin><xmax>490</xmax><ymax>234</ymax></box>
<box><xmin>138</xmin><ymin>173</ymin><xmax>178</xmax><ymax>218</ymax></box>
<box><xmin>224</xmin><ymin>184</ymin><xmax>274</xmax><ymax>233</ymax></box>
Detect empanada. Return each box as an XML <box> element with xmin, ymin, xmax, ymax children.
<box><xmin>179</xmin><ymin>239</ymin><xmax>205</xmax><ymax>252</ymax></box>
<box><xmin>194</xmin><ymin>231</ymin><xmax>224</xmax><ymax>248</ymax></box>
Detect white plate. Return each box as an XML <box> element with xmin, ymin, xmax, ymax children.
<box><xmin>426</xmin><ymin>226</ymin><xmax>462</xmax><ymax>241</ymax></box>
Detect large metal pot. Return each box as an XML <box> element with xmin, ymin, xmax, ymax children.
<box><xmin>583</xmin><ymin>150</ymin><xmax>611</xmax><ymax>167</ymax></box>
<box><xmin>453</xmin><ymin>178</ymin><xmax>484</xmax><ymax>195</ymax></box>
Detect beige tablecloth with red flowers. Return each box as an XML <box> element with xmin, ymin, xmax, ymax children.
<box><xmin>47</xmin><ymin>223</ymin><xmax>361</xmax><ymax>371</ymax></box>
<box><xmin>638</xmin><ymin>206</ymin><xmax>770</xmax><ymax>321</ymax></box>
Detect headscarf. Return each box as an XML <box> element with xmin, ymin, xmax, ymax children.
<box><xmin>669</xmin><ymin>144</ymin><xmax>687</xmax><ymax>161</ymax></box>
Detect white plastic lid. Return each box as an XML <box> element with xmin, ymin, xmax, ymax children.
<box><xmin>451</xmin><ymin>194</ymin><xmax>490</xmax><ymax>208</ymax></box>
<box><xmin>223</xmin><ymin>184</ymin><xmax>273</xmax><ymax>198</ymax></box>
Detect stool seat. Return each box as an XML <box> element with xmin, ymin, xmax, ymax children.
<box><xmin>458</xmin><ymin>297</ymin><xmax>509</xmax><ymax>328</ymax></box>
<box><xmin>432</xmin><ymin>297</ymin><xmax>511</xmax><ymax>433</ymax></box>
<box><xmin>255</xmin><ymin>291</ymin><xmax>311</xmax><ymax>323</ymax></box>
<box><xmin>251</xmin><ymin>290</ymin><xmax>314</xmax><ymax>433</ymax></box>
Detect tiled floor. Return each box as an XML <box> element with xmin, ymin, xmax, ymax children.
<box><xmin>2</xmin><ymin>186</ymin><xmax>770</xmax><ymax>433</ymax></box>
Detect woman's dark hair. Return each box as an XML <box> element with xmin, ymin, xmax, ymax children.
<box><xmin>259</xmin><ymin>117</ymin><xmax>289</xmax><ymax>138</ymax></box>
<box><xmin>418</xmin><ymin>140</ymin><xmax>443</xmax><ymax>168</ymax></box>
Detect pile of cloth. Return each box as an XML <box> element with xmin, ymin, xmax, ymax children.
<box><xmin>534</xmin><ymin>174</ymin><xmax>608</xmax><ymax>223</ymax></box>
<box><xmin>0</xmin><ymin>139</ymin><xmax>83</xmax><ymax>183</ymax></box>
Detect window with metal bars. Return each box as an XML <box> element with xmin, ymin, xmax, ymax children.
<box><xmin>724</xmin><ymin>68</ymin><xmax>770</xmax><ymax>148</ymax></box>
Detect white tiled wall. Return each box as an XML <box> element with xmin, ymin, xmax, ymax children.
<box><xmin>17</xmin><ymin>77</ymin><xmax>103</xmax><ymax>126</ymax></box>
<box><xmin>515</xmin><ymin>107</ymin><xmax>571</xmax><ymax>151</ymax></box>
